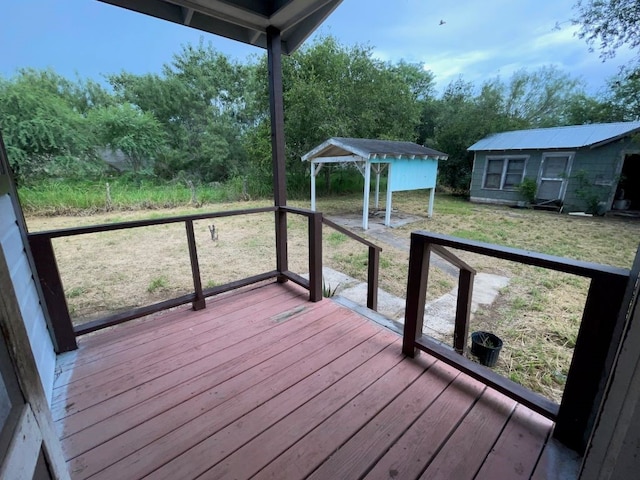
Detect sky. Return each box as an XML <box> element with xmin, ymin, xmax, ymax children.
<box><xmin>1</xmin><ymin>0</ymin><xmax>634</xmax><ymax>95</ymax></box>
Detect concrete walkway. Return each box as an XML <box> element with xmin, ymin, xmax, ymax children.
<box><xmin>321</xmin><ymin>267</ymin><xmax>509</xmax><ymax>343</ymax></box>
<box><xmin>321</xmin><ymin>212</ymin><xmax>510</xmax><ymax>343</ymax></box>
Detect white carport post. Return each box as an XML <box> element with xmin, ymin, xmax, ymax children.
<box><xmin>428</xmin><ymin>187</ymin><xmax>435</xmax><ymax>217</ymax></box>
<box><xmin>310</xmin><ymin>162</ymin><xmax>322</xmax><ymax>211</ymax></box>
<box><xmin>362</xmin><ymin>160</ymin><xmax>371</xmax><ymax>230</ymax></box>
<box><xmin>384</xmin><ymin>163</ymin><xmax>393</xmax><ymax>226</ymax></box>
<box><xmin>374</xmin><ymin>165</ymin><xmax>381</xmax><ymax>209</ymax></box>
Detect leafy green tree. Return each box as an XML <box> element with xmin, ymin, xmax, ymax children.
<box><xmin>563</xmin><ymin>92</ymin><xmax>623</xmax><ymax>124</ymax></box>
<box><xmin>573</xmin><ymin>0</ymin><xmax>640</xmax><ymax>61</ymax></box>
<box><xmin>108</xmin><ymin>41</ymin><xmax>251</xmax><ymax>182</ymax></box>
<box><xmin>0</xmin><ymin>69</ymin><xmax>99</xmax><ymax>183</ymax></box>
<box><xmin>432</xmin><ymin>67</ymin><xmax>587</xmax><ymax>193</ymax></box>
<box><xmin>573</xmin><ymin>1</ymin><xmax>640</xmax><ymax>121</ymax></box>
<box><xmin>88</xmin><ymin>104</ymin><xmax>166</xmax><ymax>172</ymax></box>
<box><xmin>247</xmin><ymin>36</ymin><xmax>428</xmax><ymax>194</ymax></box>
<box><xmin>606</xmin><ymin>67</ymin><xmax>640</xmax><ymax>120</ymax></box>
<box><xmin>502</xmin><ymin>67</ymin><xmax>582</xmax><ymax>127</ymax></box>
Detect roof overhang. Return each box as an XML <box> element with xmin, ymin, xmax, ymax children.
<box><xmin>98</xmin><ymin>0</ymin><xmax>343</xmax><ymax>54</ymax></box>
<box><xmin>302</xmin><ymin>137</ymin><xmax>448</xmax><ymax>162</ymax></box>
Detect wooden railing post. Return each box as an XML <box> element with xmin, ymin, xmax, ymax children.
<box><xmin>308</xmin><ymin>211</ymin><xmax>323</xmax><ymax>302</ymax></box>
<box><xmin>185</xmin><ymin>220</ymin><xmax>205</xmax><ymax>311</ymax></box>
<box><xmin>403</xmin><ymin>235</ymin><xmax>430</xmax><ymax>357</ymax></box>
<box><xmin>554</xmin><ymin>273</ymin><xmax>629</xmax><ymax>453</ymax></box>
<box><xmin>27</xmin><ymin>236</ymin><xmax>77</xmax><ymax>352</ymax></box>
<box><xmin>453</xmin><ymin>269</ymin><xmax>474</xmax><ymax>354</ymax></box>
<box><xmin>367</xmin><ymin>246</ymin><xmax>379</xmax><ymax>311</ymax></box>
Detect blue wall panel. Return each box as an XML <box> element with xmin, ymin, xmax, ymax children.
<box><xmin>382</xmin><ymin>158</ymin><xmax>438</xmax><ymax>192</ymax></box>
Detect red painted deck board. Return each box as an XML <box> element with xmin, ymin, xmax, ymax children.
<box><xmin>53</xmin><ymin>281</ymin><xmax>571</xmax><ymax>479</ymax></box>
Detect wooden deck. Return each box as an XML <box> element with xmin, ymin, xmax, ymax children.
<box><xmin>52</xmin><ymin>281</ymin><xmax>570</xmax><ymax>479</ymax></box>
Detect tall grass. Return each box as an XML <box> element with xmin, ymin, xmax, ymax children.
<box><xmin>18</xmin><ymin>177</ymin><xmax>259</xmax><ymax>215</ymax></box>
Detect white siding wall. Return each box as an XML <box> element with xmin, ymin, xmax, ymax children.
<box><xmin>0</xmin><ymin>194</ymin><xmax>55</xmax><ymax>404</ymax></box>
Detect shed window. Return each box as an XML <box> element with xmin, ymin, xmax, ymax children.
<box><xmin>483</xmin><ymin>157</ymin><xmax>527</xmax><ymax>190</ymax></box>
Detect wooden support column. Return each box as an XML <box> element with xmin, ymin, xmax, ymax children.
<box><xmin>374</xmin><ymin>165</ymin><xmax>381</xmax><ymax>209</ymax></box>
<box><xmin>310</xmin><ymin>163</ymin><xmax>322</xmax><ymax>211</ymax></box>
<box><xmin>402</xmin><ymin>235</ymin><xmax>430</xmax><ymax>357</ymax></box>
<box><xmin>27</xmin><ymin>236</ymin><xmax>77</xmax><ymax>352</ymax></box>
<box><xmin>367</xmin><ymin>246</ymin><xmax>379</xmax><ymax>311</ymax></box>
<box><xmin>267</xmin><ymin>27</ymin><xmax>288</xmax><ymax>278</ymax></box>
<box><xmin>310</xmin><ymin>164</ymin><xmax>316</xmax><ymax>211</ymax></box>
<box><xmin>185</xmin><ymin>220</ymin><xmax>205</xmax><ymax>311</ymax></box>
<box><xmin>308</xmin><ymin>212</ymin><xmax>323</xmax><ymax>302</ymax></box>
<box><xmin>453</xmin><ymin>269</ymin><xmax>474</xmax><ymax>354</ymax></box>
<box><xmin>554</xmin><ymin>272</ymin><xmax>630</xmax><ymax>453</ymax></box>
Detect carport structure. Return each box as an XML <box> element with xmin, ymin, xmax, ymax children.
<box><xmin>302</xmin><ymin>137</ymin><xmax>448</xmax><ymax>229</ymax></box>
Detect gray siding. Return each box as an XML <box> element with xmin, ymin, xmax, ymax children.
<box><xmin>470</xmin><ymin>150</ymin><xmax>544</xmax><ymax>204</ymax></box>
<box><xmin>470</xmin><ymin>138</ymin><xmax>634</xmax><ymax>212</ymax></box>
<box><xmin>562</xmin><ymin>140</ymin><xmax>629</xmax><ymax>211</ymax></box>
<box><xmin>0</xmin><ymin>194</ymin><xmax>55</xmax><ymax>404</ymax></box>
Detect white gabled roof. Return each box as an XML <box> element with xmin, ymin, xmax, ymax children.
<box><xmin>468</xmin><ymin>122</ymin><xmax>640</xmax><ymax>151</ymax></box>
<box><xmin>302</xmin><ymin>137</ymin><xmax>448</xmax><ymax>162</ymax></box>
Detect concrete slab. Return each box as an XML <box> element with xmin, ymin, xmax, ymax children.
<box><xmin>309</xmin><ymin>267</ymin><xmax>509</xmax><ymax>345</ymax></box>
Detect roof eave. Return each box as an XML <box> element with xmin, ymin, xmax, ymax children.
<box><xmin>98</xmin><ymin>0</ymin><xmax>343</xmax><ymax>54</ymax></box>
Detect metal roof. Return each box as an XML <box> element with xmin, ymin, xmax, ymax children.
<box><xmin>468</xmin><ymin>122</ymin><xmax>640</xmax><ymax>151</ymax></box>
<box><xmin>98</xmin><ymin>0</ymin><xmax>343</xmax><ymax>54</ymax></box>
<box><xmin>302</xmin><ymin>137</ymin><xmax>448</xmax><ymax>161</ymax></box>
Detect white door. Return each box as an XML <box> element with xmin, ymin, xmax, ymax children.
<box><xmin>537</xmin><ymin>153</ymin><xmax>573</xmax><ymax>202</ymax></box>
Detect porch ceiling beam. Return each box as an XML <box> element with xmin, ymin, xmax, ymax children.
<box><xmin>181</xmin><ymin>6</ymin><xmax>194</xmax><ymax>24</ymax></box>
<box><xmin>271</xmin><ymin>0</ymin><xmax>342</xmax><ymax>54</ymax></box>
<box><xmin>310</xmin><ymin>155</ymin><xmax>363</xmax><ymax>164</ymax></box>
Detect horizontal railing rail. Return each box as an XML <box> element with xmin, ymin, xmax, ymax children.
<box><xmin>403</xmin><ymin>230</ymin><xmax>637</xmax><ymax>455</ymax></box>
<box><xmin>28</xmin><ymin>204</ymin><xmax>382</xmax><ymax>355</ymax></box>
<box><xmin>28</xmin><ymin>207</ymin><xmax>279</xmax><ymax>352</ymax></box>
<box><xmin>27</xmin><ymin>206</ymin><xmax>277</xmax><ymax>239</ymax></box>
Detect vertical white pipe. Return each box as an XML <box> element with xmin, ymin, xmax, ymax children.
<box><xmin>428</xmin><ymin>187</ymin><xmax>435</xmax><ymax>217</ymax></box>
<box><xmin>375</xmin><ymin>166</ymin><xmax>381</xmax><ymax>209</ymax></box>
<box><xmin>310</xmin><ymin>163</ymin><xmax>316</xmax><ymax>211</ymax></box>
<box><xmin>363</xmin><ymin>161</ymin><xmax>371</xmax><ymax>230</ymax></box>
<box><xmin>385</xmin><ymin>164</ymin><xmax>393</xmax><ymax>226</ymax></box>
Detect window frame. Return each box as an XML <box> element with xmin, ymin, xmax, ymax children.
<box><xmin>482</xmin><ymin>155</ymin><xmax>529</xmax><ymax>191</ymax></box>
<box><xmin>537</xmin><ymin>152</ymin><xmax>575</xmax><ymax>201</ymax></box>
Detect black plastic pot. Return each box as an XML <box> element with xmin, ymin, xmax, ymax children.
<box><xmin>470</xmin><ymin>331</ymin><xmax>503</xmax><ymax>367</ymax></box>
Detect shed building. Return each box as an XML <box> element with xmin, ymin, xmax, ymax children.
<box><xmin>302</xmin><ymin>137</ymin><xmax>447</xmax><ymax>229</ymax></box>
<box><xmin>468</xmin><ymin>121</ymin><xmax>640</xmax><ymax>213</ymax></box>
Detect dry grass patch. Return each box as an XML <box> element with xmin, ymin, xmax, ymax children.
<box><xmin>26</xmin><ymin>192</ymin><xmax>639</xmax><ymax>404</ymax></box>
<box><xmin>301</xmin><ymin>191</ymin><xmax>639</xmax><ymax>403</ymax></box>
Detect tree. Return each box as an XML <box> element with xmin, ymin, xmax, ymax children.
<box><xmin>0</xmin><ymin>69</ymin><xmax>100</xmax><ymax>183</ymax></box>
<box><xmin>88</xmin><ymin>104</ymin><xmax>166</xmax><ymax>172</ymax></box>
<box><xmin>573</xmin><ymin>1</ymin><xmax>640</xmax><ymax>122</ymax></box>
<box><xmin>606</xmin><ymin>67</ymin><xmax>640</xmax><ymax>120</ymax></box>
<box><xmin>108</xmin><ymin>41</ymin><xmax>251</xmax><ymax>182</ymax></box>
<box><xmin>502</xmin><ymin>67</ymin><xmax>583</xmax><ymax>127</ymax></box>
<box><xmin>432</xmin><ymin>67</ymin><xmax>588</xmax><ymax>193</ymax></box>
<box><xmin>573</xmin><ymin>0</ymin><xmax>640</xmax><ymax>61</ymax></box>
<box><xmin>247</xmin><ymin>36</ymin><xmax>429</xmax><ymax>194</ymax></box>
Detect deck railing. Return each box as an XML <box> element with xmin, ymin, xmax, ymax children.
<box><xmin>281</xmin><ymin>207</ymin><xmax>382</xmax><ymax>311</ymax></box>
<box><xmin>402</xmin><ymin>230</ymin><xmax>639</xmax><ymax>454</ymax></box>
<box><xmin>28</xmin><ymin>206</ymin><xmax>381</xmax><ymax>353</ymax></box>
